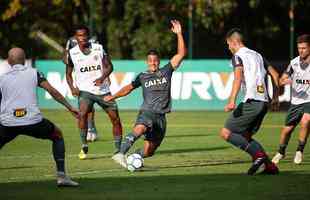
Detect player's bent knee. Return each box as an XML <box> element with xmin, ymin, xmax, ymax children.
<box><xmin>220</xmin><ymin>128</ymin><xmax>231</xmax><ymax>140</ymax></box>
<box><xmin>50</xmin><ymin>127</ymin><xmax>64</xmax><ymax>141</ymax></box>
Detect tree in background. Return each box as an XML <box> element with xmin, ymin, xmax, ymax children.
<box><xmin>0</xmin><ymin>0</ymin><xmax>310</xmax><ymax>60</ymax></box>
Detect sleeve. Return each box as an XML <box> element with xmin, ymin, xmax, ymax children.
<box><xmin>37</xmin><ymin>70</ymin><xmax>47</xmax><ymax>86</ymax></box>
<box><xmin>263</xmin><ymin>57</ymin><xmax>270</xmax><ymax>70</ymax></box>
<box><xmin>131</xmin><ymin>73</ymin><xmax>142</xmax><ymax>89</ymax></box>
<box><xmin>67</xmin><ymin>53</ymin><xmax>74</xmax><ymax>67</ymax></box>
<box><xmin>161</xmin><ymin>62</ymin><xmax>174</xmax><ymax>77</ymax></box>
<box><xmin>65</xmin><ymin>39</ymin><xmax>71</xmax><ymax>51</ymax></box>
<box><xmin>285</xmin><ymin>64</ymin><xmax>294</xmax><ymax>76</ymax></box>
<box><xmin>231</xmin><ymin>55</ymin><xmax>243</xmax><ymax>68</ymax></box>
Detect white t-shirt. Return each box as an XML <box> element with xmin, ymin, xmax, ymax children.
<box><xmin>0</xmin><ymin>64</ymin><xmax>44</xmax><ymax>126</ymax></box>
<box><xmin>0</xmin><ymin>60</ymin><xmax>11</xmax><ymax>75</ymax></box>
<box><xmin>286</xmin><ymin>56</ymin><xmax>310</xmax><ymax>105</ymax></box>
<box><xmin>232</xmin><ymin>47</ymin><xmax>269</xmax><ymax>102</ymax></box>
<box><xmin>69</xmin><ymin>43</ymin><xmax>110</xmax><ymax>95</ymax></box>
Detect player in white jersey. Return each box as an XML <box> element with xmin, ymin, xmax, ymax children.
<box><xmin>66</xmin><ymin>25</ymin><xmax>123</xmax><ymax>159</ymax></box>
<box><xmin>0</xmin><ymin>48</ymin><xmax>79</xmax><ymax>187</ymax></box>
<box><xmin>63</xmin><ymin>29</ymin><xmax>99</xmax><ymax>142</ymax></box>
<box><xmin>0</xmin><ymin>59</ymin><xmax>11</xmax><ymax>75</ymax></box>
<box><xmin>220</xmin><ymin>28</ymin><xmax>279</xmax><ymax>175</ymax></box>
<box><xmin>272</xmin><ymin>34</ymin><xmax>310</xmax><ymax>164</ymax></box>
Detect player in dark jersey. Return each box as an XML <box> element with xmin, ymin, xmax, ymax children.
<box><xmin>104</xmin><ymin>20</ymin><xmax>186</xmax><ymax>168</ymax></box>
<box><xmin>63</xmin><ymin>26</ymin><xmax>99</xmax><ymax>142</ymax></box>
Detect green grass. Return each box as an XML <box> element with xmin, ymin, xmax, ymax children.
<box><xmin>0</xmin><ymin>110</ymin><xmax>310</xmax><ymax>200</ymax></box>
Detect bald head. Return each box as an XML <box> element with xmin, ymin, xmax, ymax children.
<box><xmin>7</xmin><ymin>47</ymin><xmax>25</xmax><ymax>66</ymax></box>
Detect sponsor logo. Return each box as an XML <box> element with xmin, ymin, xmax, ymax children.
<box><xmin>14</xmin><ymin>108</ymin><xmax>27</xmax><ymax>117</ymax></box>
<box><xmin>296</xmin><ymin>79</ymin><xmax>310</xmax><ymax>84</ymax></box>
<box><xmin>144</xmin><ymin>77</ymin><xmax>167</xmax><ymax>88</ymax></box>
<box><xmin>80</xmin><ymin>65</ymin><xmax>101</xmax><ymax>72</ymax></box>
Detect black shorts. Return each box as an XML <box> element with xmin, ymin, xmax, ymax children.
<box><xmin>0</xmin><ymin>119</ymin><xmax>58</xmax><ymax>147</ymax></box>
<box><xmin>224</xmin><ymin>100</ymin><xmax>268</xmax><ymax>135</ymax></box>
<box><xmin>78</xmin><ymin>91</ymin><xmax>118</xmax><ymax>111</ymax></box>
<box><xmin>285</xmin><ymin>102</ymin><xmax>310</xmax><ymax>126</ymax></box>
<box><xmin>135</xmin><ymin>110</ymin><xmax>167</xmax><ymax>143</ymax></box>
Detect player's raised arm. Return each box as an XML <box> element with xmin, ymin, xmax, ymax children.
<box><xmin>170</xmin><ymin>20</ymin><xmax>187</xmax><ymax>70</ymax></box>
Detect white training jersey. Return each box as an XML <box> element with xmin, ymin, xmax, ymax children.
<box><xmin>0</xmin><ymin>60</ymin><xmax>11</xmax><ymax>75</ymax></box>
<box><xmin>232</xmin><ymin>47</ymin><xmax>269</xmax><ymax>102</ymax></box>
<box><xmin>69</xmin><ymin>43</ymin><xmax>110</xmax><ymax>95</ymax></box>
<box><xmin>286</xmin><ymin>56</ymin><xmax>310</xmax><ymax>105</ymax></box>
<box><xmin>0</xmin><ymin>64</ymin><xmax>44</xmax><ymax>126</ymax></box>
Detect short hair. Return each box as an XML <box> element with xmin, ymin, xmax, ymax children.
<box><xmin>297</xmin><ymin>34</ymin><xmax>310</xmax><ymax>44</ymax></box>
<box><xmin>226</xmin><ymin>28</ymin><xmax>244</xmax><ymax>42</ymax></box>
<box><xmin>74</xmin><ymin>25</ymin><xmax>90</xmax><ymax>35</ymax></box>
<box><xmin>147</xmin><ymin>49</ymin><xmax>160</xmax><ymax>57</ymax></box>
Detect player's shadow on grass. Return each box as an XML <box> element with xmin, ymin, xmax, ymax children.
<box><xmin>157</xmin><ymin>146</ymin><xmax>230</xmax><ymax>155</ymax></box>
<box><xmin>0</xmin><ymin>165</ymin><xmax>34</xmax><ymax>170</ymax></box>
<box><xmin>166</xmin><ymin>133</ymin><xmax>211</xmax><ymax>138</ymax></box>
<box><xmin>1</xmin><ymin>171</ymin><xmax>309</xmax><ymax>200</ymax></box>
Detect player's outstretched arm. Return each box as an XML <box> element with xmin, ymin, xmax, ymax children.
<box><xmin>279</xmin><ymin>73</ymin><xmax>292</xmax><ymax>86</ymax></box>
<box><xmin>225</xmin><ymin>67</ymin><xmax>242</xmax><ymax>112</ymax></box>
<box><xmin>104</xmin><ymin>84</ymin><xmax>135</xmax><ymax>102</ymax></box>
<box><xmin>39</xmin><ymin>81</ymin><xmax>79</xmax><ymax>118</ymax></box>
<box><xmin>170</xmin><ymin>20</ymin><xmax>187</xmax><ymax>70</ymax></box>
<box><xmin>94</xmin><ymin>55</ymin><xmax>113</xmax><ymax>86</ymax></box>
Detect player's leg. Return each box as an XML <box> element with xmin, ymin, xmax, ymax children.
<box><xmin>220</xmin><ymin>101</ymin><xmax>270</xmax><ymax>174</ymax></box>
<box><xmin>23</xmin><ymin>119</ymin><xmax>78</xmax><ymax>187</ymax></box>
<box><xmin>294</xmin><ymin>112</ymin><xmax>310</xmax><ymax>164</ymax></box>
<box><xmin>273</xmin><ymin>104</ymin><xmax>303</xmax><ymax>163</ymax></box>
<box><xmin>96</xmin><ymin>94</ymin><xmax>123</xmax><ymax>153</ymax></box>
<box><xmin>272</xmin><ymin>125</ymin><xmax>295</xmax><ymax>163</ymax></box>
<box><xmin>0</xmin><ymin>125</ymin><xmax>18</xmax><ymax>150</ymax></box>
<box><xmin>87</xmin><ymin>108</ymin><xmax>98</xmax><ymax>142</ymax></box>
<box><xmin>78</xmin><ymin>92</ymin><xmax>94</xmax><ymax>159</ymax></box>
<box><xmin>136</xmin><ymin>113</ymin><xmax>166</xmax><ymax>158</ymax></box>
<box><xmin>112</xmin><ymin>124</ymin><xmax>146</xmax><ymax>168</ymax></box>
<box><xmin>105</xmin><ymin>109</ymin><xmax>123</xmax><ymax>153</ymax></box>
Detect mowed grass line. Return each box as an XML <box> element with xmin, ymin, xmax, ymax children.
<box><xmin>0</xmin><ymin>110</ymin><xmax>309</xmax><ymax>200</ymax></box>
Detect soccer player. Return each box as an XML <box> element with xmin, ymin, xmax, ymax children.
<box><xmin>66</xmin><ymin>25</ymin><xmax>123</xmax><ymax>159</ymax></box>
<box><xmin>0</xmin><ymin>59</ymin><xmax>11</xmax><ymax>75</ymax></box>
<box><xmin>220</xmin><ymin>28</ymin><xmax>279</xmax><ymax>175</ymax></box>
<box><xmin>63</xmin><ymin>28</ymin><xmax>99</xmax><ymax>142</ymax></box>
<box><xmin>272</xmin><ymin>34</ymin><xmax>310</xmax><ymax>164</ymax></box>
<box><xmin>104</xmin><ymin>19</ymin><xmax>186</xmax><ymax>168</ymax></box>
<box><xmin>0</xmin><ymin>48</ymin><xmax>79</xmax><ymax>187</ymax></box>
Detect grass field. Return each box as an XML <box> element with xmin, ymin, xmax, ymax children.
<box><xmin>0</xmin><ymin>110</ymin><xmax>310</xmax><ymax>200</ymax></box>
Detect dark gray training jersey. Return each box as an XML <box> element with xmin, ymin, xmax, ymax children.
<box><xmin>132</xmin><ymin>63</ymin><xmax>174</xmax><ymax>114</ymax></box>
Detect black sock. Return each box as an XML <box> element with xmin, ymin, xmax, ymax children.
<box><xmin>120</xmin><ymin>133</ymin><xmax>140</xmax><ymax>154</ymax></box>
<box><xmin>279</xmin><ymin>144</ymin><xmax>287</xmax><ymax>155</ymax></box>
<box><xmin>297</xmin><ymin>140</ymin><xmax>306</xmax><ymax>152</ymax></box>
<box><xmin>53</xmin><ymin>139</ymin><xmax>65</xmax><ymax>173</ymax></box>
<box><xmin>114</xmin><ymin>135</ymin><xmax>122</xmax><ymax>153</ymax></box>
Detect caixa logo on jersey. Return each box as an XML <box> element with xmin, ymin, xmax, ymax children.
<box><xmin>80</xmin><ymin>65</ymin><xmax>101</xmax><ymax>72</ymax></box>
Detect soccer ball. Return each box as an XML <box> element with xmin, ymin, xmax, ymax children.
<box><xmin>126</xmin><ymin>153</ymin><xmax>144</xmax><ymax>172</ymax></box>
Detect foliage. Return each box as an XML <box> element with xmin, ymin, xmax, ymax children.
<box><xmin>0</xmin><ymin>0</ymin><xmax>310</xmax><ymax>59</ymax></box>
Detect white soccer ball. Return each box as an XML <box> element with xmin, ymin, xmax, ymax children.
<box><xmin>126</xmin><ymin>153</ymin><xmax>144</xmax><ymax>172</ymax></box>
